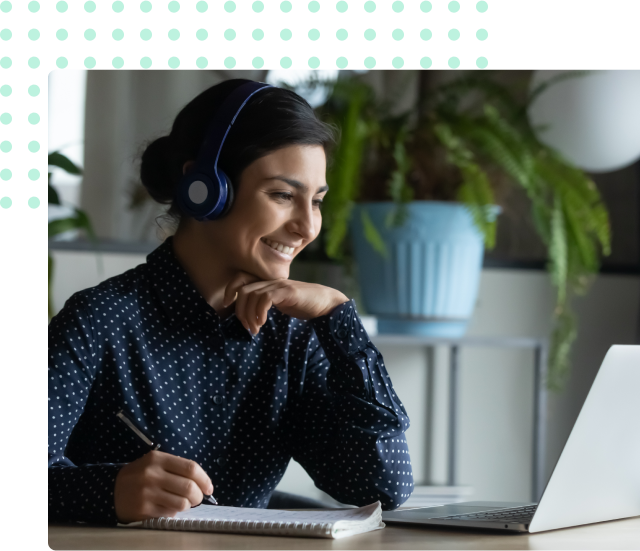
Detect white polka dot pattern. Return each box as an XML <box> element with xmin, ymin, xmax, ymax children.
<box><xmin>48</xmin><ymin>236</ymin><xmax>414</xmax><ymax>524</ymax></box>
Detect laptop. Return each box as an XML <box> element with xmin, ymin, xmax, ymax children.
<box><xmin>382</xmin><ymin>345</ymin><xmax>640</xmax><ymax>533</ymax></box>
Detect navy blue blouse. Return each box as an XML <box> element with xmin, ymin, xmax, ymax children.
<box><xmin>48</xmin><ymin>236</ymin><xmax>414</xmax><ymax>524</ymax></box>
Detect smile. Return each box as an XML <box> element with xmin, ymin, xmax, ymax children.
<box><xmin>260</xmin><ymin>239</ymin><xmax>293</xmax><ymax>262</ymax></box>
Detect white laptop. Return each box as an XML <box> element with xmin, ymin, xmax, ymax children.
<box><xmin>382</xmin><ymin>345</ymin><xmax>640</xmax><ymax>533</ymax></box>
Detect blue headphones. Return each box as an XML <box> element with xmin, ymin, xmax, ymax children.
<box><xmin>175</xmin><ymin>81</ymin><xmax>274</xmax><ymax>221</ymax></box>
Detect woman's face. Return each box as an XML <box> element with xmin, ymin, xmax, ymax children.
<box><xmin>192</xmin><ymin>144</ymin><xmax>328</xmax><ymax>281</ymax></box>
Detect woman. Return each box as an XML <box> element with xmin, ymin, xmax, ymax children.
<box><xmin>48</xmin><ymin>78</ymin><xmax>414</xmax><ymax>525</ymax></box>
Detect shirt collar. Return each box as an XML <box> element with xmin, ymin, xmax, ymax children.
<box><xmin>145</xmin><ymin>236</ymin><xmax>252</xmax><ymax>342</ymax></box>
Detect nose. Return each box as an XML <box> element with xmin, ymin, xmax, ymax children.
<box><xmin>285</xmin><ymin>200</ymin><xmax>317</xmax><ymax>242</ymax></box>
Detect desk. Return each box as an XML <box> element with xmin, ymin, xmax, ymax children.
<box><xmin>372</xmin><ymin>334</ymin><xmax>548</xmax><ymax>502</ymax></box>
<box><xmin>49</xmin><ymin>516</ymin><xmax>640</xmax><ymax>550</ymax></box>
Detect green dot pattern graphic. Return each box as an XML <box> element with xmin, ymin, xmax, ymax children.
<box><xmin>0</xmin><ymin>0</ymin><xmax>496</xmax><ymax>213</ymax></box>
<box><xmin>281</xmin><ymin>29</ymin><xmax>292</xmax><ymax>41</ymax></box>
<box><xmin>281</xmin><ymin>56</ymin><xmax>292</xmax><ymax>68</ymax></box>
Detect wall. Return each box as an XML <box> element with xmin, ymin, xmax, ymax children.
<box><xmin>50</xmin><ymin>249</ymin><xmax>640</xmax><ymax>504</ymax></box>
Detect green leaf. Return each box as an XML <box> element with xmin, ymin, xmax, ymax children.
<box><xmin>456</xmin><ymin>165</ymin><xmax>497</xmax><ymax>249</ymax></box>
<box><xmin>386</xmin><ymin>124</ymin><xmax>414</xmax><ymax>228</ymax></box>
<box><xmin>547</xmin><ymin>307</ymin><xmax>578</xmax><ymax>391</ymax></box>
<box><xmin>73</xmin><ymin>207</ymin><xmax>98</xmax><ymax>243</ymax></box>
<box><xmin>48</xmin><ymin>151</ymin><xmax>83</xmax><ymax>175</ymax></box>
<box><xmin>456</xmin><ymin>114</ymin><xmax>535</xmax><ymax>192</ymax></box>
<box><xmin>433</xmin><ymin>121</ymin><xmax>497</xmax><ymax>248</ymax></box>
<box><xmin>325</xmin><ymin>201</ymin><xmax>353</xmax><ymax>260</ymax></box>
<box><xmin>48</xmin><ymin>216</ymin><xmax>85</xmax><ymax>239</ymax></box>
<box><xmin>530</xmin><ymin>195</ymin><xmax>552</xmax><ymax>245</ymax></box>
<box><xmin>48</xmin><ymin>183</ymin><xmax>61</xmax><ymax>205</ymax></box>
<box><xmin>548</xmin><ymin>195</ymin><xmax>568</xmax><ymax>307</ymax></box>
<box><xmin>322</xmin><ymin>79</ymin><xmax>372</xmax><ymax>259</ymax></box>
<box><xmin>361</xmin><ymin>209</ymin><xmax>388</xmax><ymax>258</ymax></box>
<box><xmin>562</xmin><ymin>192</ymin><xmax>599</xmax><ymax>273</ymax></box>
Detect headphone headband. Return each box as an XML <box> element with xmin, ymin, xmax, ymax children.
<box><xmin>176</xmin><ymin>81</ymin><xmax>274</xmax><ymax>221</ymax></box>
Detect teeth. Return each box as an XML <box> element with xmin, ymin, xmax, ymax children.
<box><xmin>264</xmin><ymin>239</ymin><xmax>294</xmax><ymax>255</ymax></box>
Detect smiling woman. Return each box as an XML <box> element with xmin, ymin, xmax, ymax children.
<box><xmin>48</xmin><ymin>79</ymin><xmax>415</xmax><ymax>526</ymax></box>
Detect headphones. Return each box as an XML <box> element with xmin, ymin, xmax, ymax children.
<box><xmin>175</xmin><ymin>81</ymin><xmax>274</xmax><ymax>221</ymax></box>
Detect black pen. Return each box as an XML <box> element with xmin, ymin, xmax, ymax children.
<box><xmin>116</xmin><ymin>409</ymin><xmax>218</xmax><ymax>506</ymax></box>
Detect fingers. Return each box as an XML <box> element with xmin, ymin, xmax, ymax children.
<box><xmin>154</xmin><ymin>488</ymin><xmax>194</xmax><ymax>515</ymax></box>
<box><xmin>242</xmin><ymin>289</ymin><xmax>263</xmax><ymax>335</ymax></box>
<box><xmin>114</xmin><ymin>452</ymin><xmax>215</xmax><ymax>524</ymax></box>
<box><xmin>222</xmin><ymin>271</ymin><xmax>261</xmax><ymax>308</ymax></box>
<box><xmin>235</xmin><ymin>280</ymin><xmax>275</xmax><ymax>333</ymax></box>
<box><xmin>237</xmin><ymin>282</ymin><xmax>291</xmax><ymax>335</ymax></box>
<box><xmin>160</xmin><ymin>471</ymin><xmax>205</xmax><ymax>507</ymax></box>
<box><xmin>161</xmin><ymin>454</ymin><xmax>214</xmax><ymax>496</ymax></box>
<box><xmin>255</xmin><ymin>292</ymin><xmax>274</xmax><ymax>329</ymax></box>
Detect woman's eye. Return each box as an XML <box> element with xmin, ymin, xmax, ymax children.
<box><xmin>270</xmin><ymin>192</ymin><xmax>293</xmax><ymax>202</ymax></box>
<box><xmin>271</xmin><ymin>192</ymin><xmax>322</xmax><ymax>208</ymax></box>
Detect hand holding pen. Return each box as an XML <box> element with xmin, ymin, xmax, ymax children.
<box><xmin>113</xmin><ymin>410</ymin><xmax>217</xmax><ymax>524</ymax></box>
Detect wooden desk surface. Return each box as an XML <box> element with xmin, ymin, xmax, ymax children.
<box><xmin>49</xmin><ymin>516</ymin><xmax>640</xmax><ymax>550</ymax></box>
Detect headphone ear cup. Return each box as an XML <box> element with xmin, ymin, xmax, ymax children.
<box><xmin>218</xmin><ymin>169</ymin><xmax>235</xmax><ymax>217</ymax></box>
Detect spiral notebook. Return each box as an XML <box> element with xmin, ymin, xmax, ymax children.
<box><xmin>126</xmin><ymin>501</ymin><xmax>384</xmax><ymax>539</ymax></box>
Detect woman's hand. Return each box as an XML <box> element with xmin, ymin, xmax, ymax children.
<box><xmin>114</xmin><ymin>450</ymin><xmax>214</xmax><ymax>524</ymax></box>
<box><xmin>223</xmin><ymin>272</ymin><xmax>349</xmax><ymax>335</ymax></box>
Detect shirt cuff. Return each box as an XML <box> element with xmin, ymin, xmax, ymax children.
<box><xmin>48</xmin><ymin>463</ymin><xmax>124</xmax><ymax>525</ymax></box>
<box><xmin>312</xmin><ymin>298</ymin><xmax>371</xmax><ymax>359</ymax></box>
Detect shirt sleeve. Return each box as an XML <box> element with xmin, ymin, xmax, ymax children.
<box><xmin>286</xmin><ymin>299</ymin><xmax>414</xmax><ymax>510</ymax></box>
<box><xmin>48</xmin><ymin>292</ymin><xmax>123</xmax><ymax>524</ymax></box>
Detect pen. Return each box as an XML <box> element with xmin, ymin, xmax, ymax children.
<box><xmin>116</xmin><ymin>409</ymin><xmax>217</xmax><ymax>506</ymax></box>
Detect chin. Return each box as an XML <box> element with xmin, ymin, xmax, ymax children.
<box><xmin>248</xmin><ymin>262</ymin><xmax>290</xmax><ymax>282</ymax></box>
<box><xmin>266</xmin><ymin>266</ymin><xmax>290</xmax><ymax>280</ymax></box>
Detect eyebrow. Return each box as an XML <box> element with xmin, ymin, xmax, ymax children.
<box><xmin>265</xmin><ymin>176</ymin><xmax>329</xmax><ymax>194</ymax></box>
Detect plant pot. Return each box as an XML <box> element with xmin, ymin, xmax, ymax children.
<box><xmin>350</xmin><ymin>201</ymin><xmax>488</xmax><ymax>337</ymax></box>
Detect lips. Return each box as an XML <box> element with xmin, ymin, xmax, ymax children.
<box><xmin>262</xmin><ymin>238</ymin><xmax>295</xmax><ymax>255</ymax></box>
<box><xmin>260</xmin><ymin>239</ymin><xmax>293</xmax><ymax>262</ymax></box>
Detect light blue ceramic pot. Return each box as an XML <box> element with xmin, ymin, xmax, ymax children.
<box><xmin>350</xmin><ymin>201</ymin><xmax>486</xmax><ymax>337</ymax></box>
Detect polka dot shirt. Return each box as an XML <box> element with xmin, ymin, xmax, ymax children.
<box><xmin>48</xmin><ymin>236</ymin><xmax>414</xmax><ymax>524</ymax></box>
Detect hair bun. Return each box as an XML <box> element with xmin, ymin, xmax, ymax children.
<box><xmin>140</xmin><ymin>135</ymin><xmax>179</xmax><ymax>204</ymax></box>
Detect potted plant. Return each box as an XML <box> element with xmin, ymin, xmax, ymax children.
<box><xmin>301</xmin><ymin>72</ymin><xmax>611</xmax><ymax>391</ymax></box>
<box><xmin>48</xmin><ymin>152</ymin><xmax>99</xmax><ymax>320</ymax></box>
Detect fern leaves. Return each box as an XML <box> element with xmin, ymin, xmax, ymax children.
<box><xmin>323</xmin><ymin>81</ymin><xmax>371</xmax><ymax>260</ymax></box>
<box><xmin>316</xmin><ymin>73</ymin><xmax>611</xmax><ymax>391</ymax></box>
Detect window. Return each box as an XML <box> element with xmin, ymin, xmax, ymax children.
<box><xmin>48</xmin><ymin>70</ymin><xmax>87</xmax><ymax>209</ymax></box>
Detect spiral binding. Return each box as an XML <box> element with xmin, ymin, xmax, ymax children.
<box><xmin>142</xmin><ymin>516</ymin><xmax>335</xmax><ymax>538</ymax></box>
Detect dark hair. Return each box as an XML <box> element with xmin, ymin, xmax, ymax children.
<box><xmin>139</xmin><ymin>78</ymin><xmax>339</xmax><ymax>227</ymax></box>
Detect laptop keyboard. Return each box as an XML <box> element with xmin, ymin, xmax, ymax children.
<box><xmin>438</xmin><ymin>504</ymin><xmax>538</xmax><ymax>524</ymax></box>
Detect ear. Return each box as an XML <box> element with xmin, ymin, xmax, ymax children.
<box><xmin>182</xmin><ymin>160</ymin><xmax>195</xmax><ymax>175</ymax></box>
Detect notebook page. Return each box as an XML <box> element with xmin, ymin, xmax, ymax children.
<box><xmin>169</xmin><ymin>501</ymin><xmax>380</xmax><ymax>524</ymax></box>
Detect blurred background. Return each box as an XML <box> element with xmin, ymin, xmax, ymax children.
<box><xmin>48</xmin><ymin>69</ymin><xmax>640</xmax><ymax>507</ymax></box>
